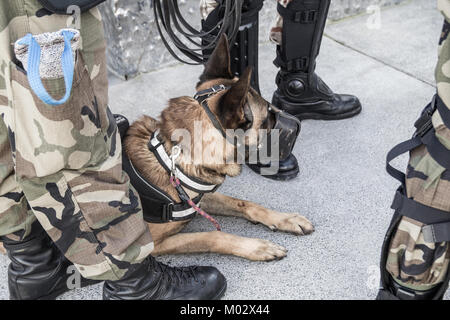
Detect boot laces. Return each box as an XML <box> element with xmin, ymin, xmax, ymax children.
<box><xmin>148</xmin><ymin>257</ymin><xmax>199</xmax><ymax>285</ymax></box>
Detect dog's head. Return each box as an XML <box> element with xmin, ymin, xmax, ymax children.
<box><xmin>196</xmin><ymin>35</ymin><xmax>275</xmax><ymax>152</ymax></box>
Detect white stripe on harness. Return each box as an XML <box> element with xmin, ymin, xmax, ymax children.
<box><xmin>172</xmin><ymin>206</ymin><xmax>197</xmax><ymax>218</ymax></box>
<box><xmin>127</xmin><ymin>152</ymin><xmax>201</xmax><ymax>218</ymax></box>
<box><xmin>150</xmin><ymin>130</ymin><xmax>217</xmax><ymax>192</ymax></box>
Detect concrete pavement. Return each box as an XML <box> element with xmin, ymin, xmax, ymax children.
<box><xmin>0</xmin><ymin>0</ymin><xmax>446</xmax><ymax>300</ymax></box>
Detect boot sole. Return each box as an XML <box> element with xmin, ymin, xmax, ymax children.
<box><xmin>212</xmin><ymin>281</ymin><xmax>227</xmax><ymax>300</ymax></box>
<box><xmin>294</xmin><ymin>104</ymin><xmax>362</xmax><ymax>121</ymax></box>
<box><xmin>37</xmin><ymin>278</ymin><xmax>101</xmax><ymax>300</ymax></box>
<box><xmin>246</xmin><ymin>164</ymin><xmax>299</xmax><ymax>181</ymax></box>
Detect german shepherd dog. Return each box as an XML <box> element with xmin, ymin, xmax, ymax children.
<box><xmin>124</xmin><ymin>35</ymin><xmax>314</xmax><ymax>261</ymax></box>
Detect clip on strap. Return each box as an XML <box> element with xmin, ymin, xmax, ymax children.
<box><xmin>273</xmin><ymin>54</ymin><xmax>309</xmax><ymax>71</ymax></box>
<box><xmin>277</xmin><ymin>4</ymin><xmax>318</xmax><ymax>23</ymax></box>
<box><xmin>391</xmin><ymin>187</ymin><xmax>450</xmax><ymax>243</ymax></box>
<box><xmin>18</xmin><ymin>30</ymin><xmax>75</xmax><ymax>106</ymax></box>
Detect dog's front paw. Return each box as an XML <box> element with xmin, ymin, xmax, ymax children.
<box><xmin>235</xmin><ymin>238</ymin><xmax>287</xmax><ymax>261</ymax></box>
<box><xmin>268</xmin><ymin>213</ymin><xmax>315</xmax><ymax>236</ymax></box>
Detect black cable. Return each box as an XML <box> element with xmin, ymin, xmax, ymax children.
<box><xmin>153</xmin><ymin>0</ymin><xmax>243</xmax><ymax>65</ymax></box>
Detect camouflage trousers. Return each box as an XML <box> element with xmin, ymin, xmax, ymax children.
<box><xmin>385</xmin><ymin>0</ymin><xmax>450</xmax><ymax>292</ymax></box>
<box><xmin>0</xmin><ymin>0</ymin><xmax>153</xmax><ymax>281</ymax></box>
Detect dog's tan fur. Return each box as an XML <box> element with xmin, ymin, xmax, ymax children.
<box><xmin>124</xmin><ymin>35</ymin><xmax>314</xmax><ymax>261</ymax></box>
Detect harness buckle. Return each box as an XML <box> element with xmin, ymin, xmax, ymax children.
<box><xmin>193</xmin><ymin>84</ymin><xmax>228</xmax><ymax>102</ymax></box>
<box><xmin>162</xmin><ymin>203</ymin><xmax>173</xmax><ymax>222</ymax></box>
<box><xmin>285</xmin><ymin>57</ymin><xmax>309</xmax><ymax>71</ymax></box>
<box><xmin>294</xmin><ymin>10</ymin><xmax>318</xmax><ymax>23</ymax></box>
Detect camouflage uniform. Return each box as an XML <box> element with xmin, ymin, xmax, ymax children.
<box><xmin>385</xmin><ymin>0</ymin><xmax>450</xmax><ymax>293</ymax></box>
<box><xmin>0</xmin><ymin>0</ymin><xmax>153</xmax><ymax>281</ymax></box>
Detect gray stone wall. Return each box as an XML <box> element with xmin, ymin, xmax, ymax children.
<box><xmin>99</xmin><ymin>0</ymin><xmax>406</xmax><ymax>79</ymax></box>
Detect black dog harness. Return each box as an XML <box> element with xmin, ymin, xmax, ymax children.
<box><xmin>194</xmin><ymin>84</ymin><xmax>237</xmax><ymax>145</ymax></box>
<box><xmin>121</xmin><ymin>127</ymin><xmax>220</xmax><ymax>224</ymax></box>
<box><xmin>118</xmin><ymin>86</ymin><xmax>231</xmax><ymax>228</ymax></box>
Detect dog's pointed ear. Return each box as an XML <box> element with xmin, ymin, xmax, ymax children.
<box><xmin>223</xmin><ymin>67</ymin><xmax>252</xmax><ymax>109</ymax></box>
<box><xmin>199</xmin><ymin>34</ymin><xmax>233</xmax><ymax>82</ymax></box>
<box><xmin>218</xmin><ymin>67</ymin><xmax>252</xmax><ymax>127</ymax></box>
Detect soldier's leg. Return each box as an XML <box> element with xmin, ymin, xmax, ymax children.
<box><xmin>0</xmin><ymin>120</ymin><xmax>36</xmax><ymax>241</ymax></box>
<box><xmin>271</xmin><ymin>0</ymin><xmax>362</xmax><ymax>121</ymax></box>
<box><xmin>377</xmin><ymin>0</ymin><xmax>450</xmax><ymax>300</ymax></box>
<box><xmin>0</xmin><ymin>0</ymin><xmax>154</xmax><ymax>283</ymax></box>
<box><xmin>0</xmin><ymin>32</ymin><xmax>102</xmax><ymax>299</ymax></box>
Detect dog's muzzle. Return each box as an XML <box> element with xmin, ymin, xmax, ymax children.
<box><xmin>263</xmin><ymin>104</ymin><xmax>301</xmax><ymax>162</ymax></box>
<box><xmin>194</xmin><ymin>84</ymin><xmax>301</xmax><ymax>162</ymax></box>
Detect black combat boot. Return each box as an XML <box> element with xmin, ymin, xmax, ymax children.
<box><xmin>272</xmin><ymin>0</ymin><xmax>362</xmax><ymax>120</ymax></box>
<box><xmin>202</xmin><ymin>0</ymin><xmax>300</xmax><ymax>181</ymax></box>
<box><xmin>0</xmin><ymin>221</ymin><xmax>99</xmax><ymax>300</ymax></box>
<box><xmin>376</xmin><ymin>276</ymin><xmax>446</xmax><ymax>300</ymax></box>
<box><xmin>103</xmin><ymin>255</ymin><xmax>227</xmax><ymax>300</ymax></box>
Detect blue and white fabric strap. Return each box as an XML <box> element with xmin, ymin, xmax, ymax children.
<box><xmin>18</xmin><ymin>30</ymin><xmax>75</xmax><ymax>106</ymax></box>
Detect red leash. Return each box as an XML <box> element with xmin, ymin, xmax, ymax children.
<box><xmin>170</xmin><ymin>176</ymin><xmax>222</xmax><ymax>231</ymax></box>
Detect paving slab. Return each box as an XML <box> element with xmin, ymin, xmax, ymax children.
<box><xmin>325</xmin><ymin>0</ymin><xmax>442</xmax><ymax>85</ymax></box>
<box><xmin>0</xmin><ymin>0</ymin><xmax>447</xmax><ymax>300</ymax></box>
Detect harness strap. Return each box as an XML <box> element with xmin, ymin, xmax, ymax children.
<box><xmin>422</xmin><ymin>127</ymin><xmax>450</xmax><ymax>170</ymax></box>
<box><xmin>391</xmin><ymin>187</ymin><xmax>450</xmax><ymax>225</ymax></box>
<box><xmin>139</xmin><ymin>192</ymin><xmax>203</xmax><ymax>223</ymax></box>
<box><xmin>170</xmin><ymin>176</ymin><xmax>221</xmax><ymax>231</ymax></box>
<box><xmin>145</xmin><ymin>128</ymin><xmax>222</xmax><ymax>229</ymax></box>
<box><xmin>122</xmin><ymin>152</ymin><xmax>202</xmax><ymax>223</ymax></box>
<box><xmin>386</xmin><ymin>136</ymin><xmax>422</xmax><ymax>184</ymax></box>
<box><xmin>148</xmin><ymin>130</ymin><xmax>218</xmax><ymax>193</ymax></box>
<box><xmin>194</xmin><ymin>84</ymin><xmax>228</xmax><ymax>102</ymax></box>
<box><xmin>194</xmin><ymin>84</ymin><xmax>241</xmax><ymax>148</ymax></box>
